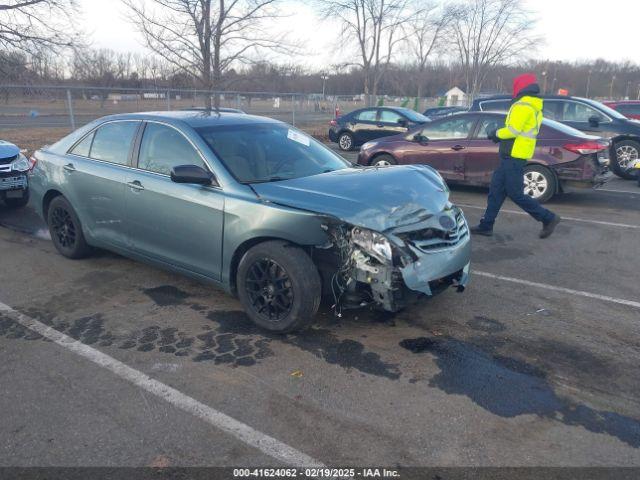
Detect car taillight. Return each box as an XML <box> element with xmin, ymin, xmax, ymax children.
<box><xmin>563</xmin><ymin>142</ymin><xmax>607</xmax><ymax>155</ymax></box>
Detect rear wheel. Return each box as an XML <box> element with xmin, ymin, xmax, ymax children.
<box><xmin>338</xmin><ymin>132</ymin><xmax>354</xmax><ymax>151</ymax></box>
<box><xmin>370</xmin><ymin>154</ymin><xmax>397</xmax><ymax>167</ymax></box>
<box><xmin>47</xmin><ymin>196</ymin><xmax>92</xmax><ymax>259</ymax></box>
<box><xmin>611</xmin><ymin>140</ymin><xmax>640</xmax><ymax>179</ymax></box>
<box><xmin>523</xmin><ymin>165</ymin><xmax>556</xmax><ymax>203</ymax></box>
<box><xmin>237</xmin><ymin>241</ymin><xmax>321</xmax><ymax>333</ymax></box>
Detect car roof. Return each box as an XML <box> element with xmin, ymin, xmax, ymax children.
<box><xmin>94</xmin><ymin>110</ymin><xmax>281</xmax><ymax>128</ymax></box>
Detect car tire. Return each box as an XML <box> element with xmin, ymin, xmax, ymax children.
<box><xmin>338</xmin><ymin>132</ymin><xmax>354</xmax><ymax>151</ymax></box>
<box><xmin>523</xmin><ymin>165</ymin><xmax>556</xmax><ymax>203</ymax></box>
<box><xmin>4</xmin><ymin>190</ymin><xmax>29</xmax><ymax>209</ymax></box>
<box><xmin>237</xmin><ymin>240</ymin><xmax>321</xmax><ymax>333</ymax></box>
<box><xmin>611</xmin><ymin>140</ymin><xmax>640</xmax><ymax>179</ymax></box>
<box><xmin>370</xmin><ymin>154</ymin><xmax>397</xmax><ymax>167</ymax></box>
<box><xmin>47</xmin><ymin>196</ymin><xmax>92</xmax><ymax>259</ymax></box>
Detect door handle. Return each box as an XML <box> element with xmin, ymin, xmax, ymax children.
<box><xmin>377</xmin><ymin>123</ymin><xmax>385</xmax><ymax>127</ymax></box>
<box><xmin>63</xmin><ymin>163</ymin><xmax>76</xmax><ymax>172</ymax></box>
<box><xmin>451</xmin><ymin>145</ymin><xmax>466</xmax><ymax>151</ymax></box>
<box><xmin>127</xmin><ymin>180</ymin><xmax>144</xmax><ymax>191</ymax></box>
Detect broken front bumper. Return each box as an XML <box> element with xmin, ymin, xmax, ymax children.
<box><xmin>0</xmin><ymin>172</ymin><xmax>28</xmax><ymax>194</ymax></box>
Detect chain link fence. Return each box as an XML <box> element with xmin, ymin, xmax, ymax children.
<box><xmin>0</xmin><ymin>85</ymin><xmax>447</xmax><ymax>138</ymax></box>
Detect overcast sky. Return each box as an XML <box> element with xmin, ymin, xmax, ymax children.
<box><xmin>82</xmin><ymin>0</ymin><xmax>640</xmax><ymax>69</ymax></box>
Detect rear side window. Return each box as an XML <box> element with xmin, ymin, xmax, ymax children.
<box><xmin>89</xmin><ymin>122</ymin><xmax>140</xmax><ymax>165</ymax></box>
<box><xmin>475</xmin><ymin>117</ymin><xmax>504</xmax><ymax>139</ymax></box>
<box><xmin>480</xmin><ymin>100</ymin><xmax>510</xmax><ymax>112</ymax></box>
<box><xmin>137</xmin><ymin>123</ymin><xmax>207</xmax><ymax>175</ymax></box>
<box><xmin>356</xmin><ymin>109</ymin><xmax>377</xmax><ymax>121</ymax></box>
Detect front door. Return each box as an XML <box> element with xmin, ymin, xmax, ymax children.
<box><xmin>375</xmin><ymin>109</ymin><xmax>409</xmax><ymax>139</ymax></box>
<box><xmin>403</xmin><ymin>116</ymin><xmax>476</xmax><ymax>181</ymax></box>
<box><xmin>64</xmin><ymin>120</ymin><xmax>141</xmax><ymax>248</ymax></box>
<box><xmin>125</xmin><ymin>122</ymin><xmax>224</xmax><ymax>280</ymax></box>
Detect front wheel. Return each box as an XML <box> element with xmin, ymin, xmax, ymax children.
<box><xmin>611</xmin><ymin>140</ymin><xmax>640</xmax><ymax>179</ymax></box>
<box><xmin>47</xmin><ymin>196</ymin><xmax>92</xmax><ymax>259</ymax></box>
<box><xmin>523</xmin><ymin>165</ymin><xmax>556</xmax><ymax>203</ymax></box>
<box><xmin>370</xmin><ymin>154</ymin><xmax>397</xmax><ymax>167</ymax></box>
<box><xmin>237</xmin><ymin>241</ymin><xmax>321</xmax><ymax>333</ymax></box>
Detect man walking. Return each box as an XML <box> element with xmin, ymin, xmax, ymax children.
<box><xmin>470</xmin><ymin>73</ymin><xmax>560</xmax><ymax>239</ymax></box>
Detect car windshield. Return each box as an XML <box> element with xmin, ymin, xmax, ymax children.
<box><xmin>396</xmin><ymin>108</ymin><xmax>430</xmax><ymax>123</ymax></box>
<box><xmin>580</xmin><ymin>99</ymin><xmax>626</xmax><ymax>120</ymax></box>
<box><xmin>196</xmin><ymin>123</ymin><xmax>351</xmax><ymax>183</ymax></box>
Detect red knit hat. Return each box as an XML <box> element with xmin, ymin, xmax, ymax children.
<box><xmin>513</xmin><ymin>73</ymin><xmax>538</xmax><ymax>98</ymax></box>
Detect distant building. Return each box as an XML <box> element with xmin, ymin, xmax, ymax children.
<box><xmin>442</xmin><ymin>87</ymin><xmax>467</xmax><ymax>106</ymax></box>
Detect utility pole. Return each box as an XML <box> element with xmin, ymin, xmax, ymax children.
<box><xmin>609</xmin><ymin>75</ymin><xmax>616</xmax><ymax>100</ymax></box>
<box><xmin>541</xmin><ymin>71</ymin><xmax>547</xmax><ymax>94</ymax></box>
<box><xmin>585</xmin><ymin>68</ymin><xmax>593</xmax><ymax>98</ymax></box>
<box><xmin>321</xmin><ymin>73</ymin><xmax>329</xmax><ymax>99</ymax></box>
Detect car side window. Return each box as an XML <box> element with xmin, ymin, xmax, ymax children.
<box><xmin>480</xmin><ymin>100</ymin><xmax>510</xmax><ymax>112</ymax></box>
<box><xmin>90</xmin><ymin>122</ymin><xmax>139</xmax><ymax>166</ymax></box>
<box><xmin>616</xmin><ymin>104</ymin><xmax>640</xmax><ymax>116</ymax></box>
<box><xmin>421</xmin><ymin>117</ymin><xmax>476</xmax><ymax>140</ymax></box>
<box><xmin>542</xmin><ymin>100</ymin><xmax>563</xmax><ymax>121</ymax></box>
<box><xmin>474</xmin><ymin>117</ymin><xmax>504</xmax><ymax>139</ymax></box>
<box><xmin>558</xmin><ymin>101</ymin><xmax>605</xmax><ymax>123</ymax></box>
<box><xmin>138</xmin><ymin>123</ymin><xmax>207</xmax><ymax>175</ymax></box>
<box><xmin>356</xmin><ymin>109</ymin><xmax>378</xmax><ymax>122</ymax></box>
<box><xmin>379</xmin><ymin>110</ymin><xmax>403</xmax><ymax>124</ymax></box>
<box><xmin>70</xmin><ymin>132</ymin><xmax>95</xmax><ymax>157</ymax></box>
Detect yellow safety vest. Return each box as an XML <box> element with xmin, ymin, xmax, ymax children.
<box><xmin>496</xmin><ymin>95</ymin><xmax>543</xmax><ymax>160</ymax></box>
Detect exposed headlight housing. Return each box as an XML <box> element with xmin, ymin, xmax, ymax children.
<box><xmin>351</xmin><ymin>227</ymin><xmax>393</xmax><ymax>264</ymax></box>
<box><xmin>11</xmin><ymin>153</ymin><xmax>32</xmax><ymax>172</ymax></box>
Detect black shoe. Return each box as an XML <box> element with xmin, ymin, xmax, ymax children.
<box><xmin>470</xmin><ymin>225</ymin><xmax>493</xmax><ymax>237</ymax></box>
<box><xmin>540</xmin><ymin>215</ymin><xmax>561</xmax><ymax>239</ymax></box>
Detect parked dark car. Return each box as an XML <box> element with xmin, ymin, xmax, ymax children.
<box><xmin>0</xmin><ymin>140</ymin><xmax>34</xmax><ymax>208</ymax></box>
<box><xmin>30</xmin><ymin>111</ymin><xmax>470</xmax><ymax>332</ymax></box>
<box><xmin>328</xmin><ymin>107</ymin><xmax>430</xmax><ymax>151</ymax></box>
<box><xmin>357</xmin><ymin>112</ymin><xmax>611</xmax><ymax>203</ymax></box>
<box><xmin>423</xmin><ymin>106</ymin><xmax>467</xmax><ymax>119</ymax></box>
<box><xmin>470</xmin><ymin>95</ymin><xmax>640</xmax><ymax>179</ymax></box>
<box><xmin>603</xmin><ymin>101</ymin><xmax>640</xmax><ymax>121</ymax></box>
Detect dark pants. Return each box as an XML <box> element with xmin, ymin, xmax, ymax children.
<box><xmin>479</xmin><ymin>156</ymin><xmax>555</xmax><ymax>229</ymax></box>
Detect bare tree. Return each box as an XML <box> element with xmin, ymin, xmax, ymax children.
<box><xmin>451</xmin><ymin>0</ymin><xmax>538</xmax><ymax>99</ymax></box>
<box><xmin>0</xmin><ymin>0</ymin><xmax>80</xmax><ymax>57</ymax></box>
<box><xmin>317</xmin><ymin>0</ymin><xmax>420</xmax><ymax>104</ymax></box>
<box><xmin>123</xmin><ymin>0</ymin><xmax>291</xmax><ymax>108</ymax></box>
<box><xmin>404</xmin><ymin>2</ymin><xmax>455</xmax><ymax>99</ymax></box>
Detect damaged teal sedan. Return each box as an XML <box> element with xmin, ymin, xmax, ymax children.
<box><xmin>30</xmin><ymin>111</ymin><xmax>470</xmax><ymax>332</ymax></box>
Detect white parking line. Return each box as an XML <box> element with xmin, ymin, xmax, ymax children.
<box><xmin>0</xmin><ymin>301</ymin><xmax>324</xmax><ymax>467</ymax></box>
<box><xmin>473</xmin><ymin>271</ymin><xmax>640</xmax><ymax>309</ymax></box>
<box><xmin>457</xmin><ymin>203</ymin><xmax>640</xmax><ymax>230</ymax></box>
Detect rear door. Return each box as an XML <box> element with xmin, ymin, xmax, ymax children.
<box><xmin>125</xmin><ymin>122</ymin><xmax>224</xmax><ymax>280</ymax></box>
<box><xmin>464</xmin><ymin>115</ymin><xmax>503</xmax><ymax>185</ymax></box>
<box><xmin>64</xmin><ymin>120</ymin><xmax>141</xmax><ymax>248</ymax></box>
<box><xmin>402</xmin><ymin>116</ymin><xmax>476</xmax><ymax>181</ymax></box>
<box><xmin>350</xmin><ymin>109</ymin><xmax>379</xmax><ymax>144</ymax></box>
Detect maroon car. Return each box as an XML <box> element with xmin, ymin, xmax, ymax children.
<box><xmin>357</xmin><ymin>112</ymin><xmax>611</xmax><ymax>202</ymax></box>
<box><xmin>604</xmin><ymin>101</ymin><xmax>640</xmax><ymax>120</ymax></box>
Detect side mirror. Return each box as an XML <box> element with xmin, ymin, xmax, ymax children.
<box><xmin>413</xmin><ymin>133</ymin><xmax>429</xmax><ymax>144</ymax></box>
<box><xmin>398</xmin><ymin>119</ymin><xmax>408</xmax><ymax>128</ymax></box>
<box><xmin>588</xmin><ymin>115</ymin><xmax>600</xmax><ymax>127</ymax></box>
<box><xmin>170</xmin><ymin>165</ymin><xmax>215</xmax><ymax>185</ymax></box>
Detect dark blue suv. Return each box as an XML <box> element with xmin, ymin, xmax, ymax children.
<box><xmin>470</xmin><ymin>95</ymin><xmax>640</xmax><ymax>179</ymax></box>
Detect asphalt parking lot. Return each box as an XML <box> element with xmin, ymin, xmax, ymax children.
<box><xmin>0</xmin><ymin>149</ymin><xmax>639</xmax><ymax>468</ymax></box>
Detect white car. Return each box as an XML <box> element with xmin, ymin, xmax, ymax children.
<box><xmin>0</xmin><ymin>140</ymin><xmax>33</xmax><ymax>208</ymax></box>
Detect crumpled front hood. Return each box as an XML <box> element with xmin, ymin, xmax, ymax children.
<box><xmin>251</xmin><ymin>165</ymin><xmax>450</xmax><ymax>232</ymax></box>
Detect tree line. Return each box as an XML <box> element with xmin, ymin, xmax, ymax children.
<box><xmin>1</xmin><ymin>0</ymin><xmax>639</xmax><ymax>103</ymax></box>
